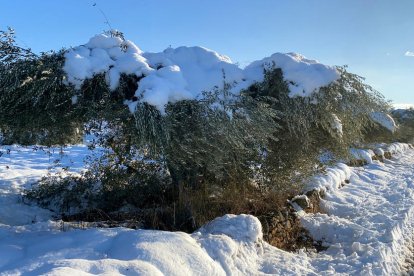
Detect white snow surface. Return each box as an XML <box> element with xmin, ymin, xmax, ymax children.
<box><xmin>370</xmin><ymin>112</ymin><xmax>397</xmax><ymax>132</ymax></box>
<box><xmin>63</xmin><ymin>34</ymin><xmax>340</xmax><ymax>113</ymax></box>
<box><xmin>393</xmin><ymin>103</ymin><xmax>414</xmax><ymax>110</ymax></box>
<box><xmin>350</xmin><ymin>148</ymin><xmax>375</xmax><ymax>164</ymax></box>
<box><xmin>243</xmin><ymin>52</ymin><xmax>340</xmax><ymax>98</ymax></box>
<box><xmin>0</xmin><ymin>143</ymin><xmax>414</xmax><ymax>275</ymax></box>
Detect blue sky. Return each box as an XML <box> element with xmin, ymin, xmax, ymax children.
<box><xmin>1</xmin><ymin>0</ymin><xmax>413</xmax><ymax>104</ymax></box>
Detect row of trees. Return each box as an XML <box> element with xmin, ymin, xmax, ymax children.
<box><xmin>1</xmin><ymin>28</ymin><xmax>398</xmax><ymax>231</ymax></box>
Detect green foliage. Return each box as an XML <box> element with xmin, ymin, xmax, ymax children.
<box><xmin>0</xmin><ymin>27</ymin><xmax>34</xmax><ymax>64</ymax></box>
<box><xmin>0</xmin><ymin>29</ymin><xmax>136</xmax><ymax>146</ymax></box>
<box><xmin>392</xmin><ymin>108</ymin><xmax>414</xmax><ymax>143</ymax></box>
<box><xmin>24</xmin><ymin>69</ymin><xmax>282</xmax><ymax>230</ymax></box>
<box><xmin>2</xmin><ymin>28</ymin><xmax>395</xmax><ymax>231</ymax></box>
<box><xmin>26</xmin><ymin>158</ymin><xmax>171</xmax><ymax>214</ymax></box>
<box><xmin>0</xmin><ymin>28</ymin><xmax>81</xmax><ymax>145</ymax></box>
<box><xmin>26</xmin><ymin>173</ymin><xmax>96</xmax><ymax>213</ymax></box>
<box><xmin>243</xmin><ymin>65</ymin><xmax>393</xmax><ymax>192</ymax></box>
<box><xmin>163</xmin><ymin>93</ymin><xmax>280</xmax><ymax>189</ymax></box>
<box><xmin>325</xmin><ymin>67</ymin><xmax>393</xmax><ymax>145</ymax></box>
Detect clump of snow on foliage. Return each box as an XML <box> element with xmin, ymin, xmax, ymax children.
<box><xmin>134</xmin><ymin>65</ymin><xmax>192</xmax><ymax>113</ymax></box>
<box><xmin>330</xmin><ymin>114</ymin><xmax>343</xmax><ymax>136</ymax></box>
<box><xmin>143</xmin><ymin>46</ymin><xmax>244</xmax><ymax>96</ymax></box>
<box><xmin>243</xmin><ymin>52</ymin><xmax>340</xmax><ymax>97</ymax></box>
<box><xmin>63</xmin><ymin>34</ymin><xmax>340</xmax><ymax>113</ymax></box>
<box><xmin>63</xmin><ymin>34</ymin><xmax>153</xmax><ymax>91</ymax></box>
<box><xmin>370</xmin><ymin>112</ymin><xmax>397</xmax><ymax>132</ymax></box>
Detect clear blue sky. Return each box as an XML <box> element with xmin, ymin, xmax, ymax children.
<box><xmin>1</xmin><ymin>0</ymin><xmax>413</xmax><ymax>104</ymax></box>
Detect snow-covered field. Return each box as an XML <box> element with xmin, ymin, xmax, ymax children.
<box><xmin>0</xmin><ymin>144</ymin><xmax>414</xmax><ymax>275</ymax></box>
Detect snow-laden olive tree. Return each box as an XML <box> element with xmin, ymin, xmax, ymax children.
<box><xmin>1</xmin><ymin>28</ymin><xmax>395</xmax><ymax>230</ymax></box>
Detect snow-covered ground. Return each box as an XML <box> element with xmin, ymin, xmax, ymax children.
<box><xmin>0</xmin><ymin>145</ymin><xmax>88</xmax><ymax>227</ymax></box>
<box><xmin>0</xmin><ymin>144</ymin><xmax>414</xmax><ymax>275</ymax></box>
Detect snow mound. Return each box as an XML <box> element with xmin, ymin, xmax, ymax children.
<box><xmin>385</xmin><ymin>142</ymin><xmax>411</xmax><ymax>155</ymax></box>
<box><xmin>370</xmin><ymin>112</ymin><xmax>397</xmax><ymax>132</ymax></box>
<box><xmin>0</xmin><ymin>225</ymin><xmax>225</xmax><ymax>276</ymax></box>
<box><xmin>350</xmin><ymin>148</ymin><xmax>375</xmax><ymax>164</ymax></box>
<box><xmin>374</xmin><ymin>147</ymin><xmax>385</xmax><ymax>156</ymax></box>
<box><xmin>306</xmin><ymin>163</ymin><xmax>352</xmax><ymax>193</ymax></box>
<box><xmin>196</xmin><ymin>214</ymin><xmax>262</xmax><ymax>242</ymax></box>
<box><xmin>63</xmin><ymin>34</ymin><xmax>340</xmax><ymax>113</ymax></box>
